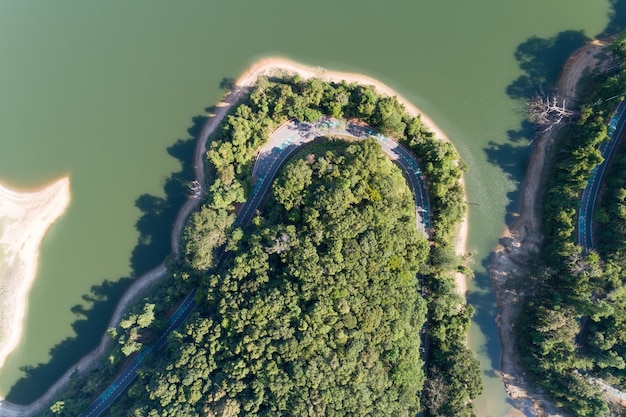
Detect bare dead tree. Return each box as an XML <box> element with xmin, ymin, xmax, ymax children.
<box><xmin>528</xmin><ymin>90</ymin><xmax>578</xmax><ymax>134</ymax></box>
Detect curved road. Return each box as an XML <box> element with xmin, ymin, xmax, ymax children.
<box><xmin>75</xmin><ymin>118</ymin><xmax>429</xmax><ymax>417</ymax></box>
<box><xmin>578</xmin><ymin>99</ymin><xmax>626</xmax><ymax>250</ymax></box>
<box><xmin>248</xmin><ymin>118</ymin><xmax>429</xmax><ymax>232</ymax></box>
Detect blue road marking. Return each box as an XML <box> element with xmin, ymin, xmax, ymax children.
<box><xmin>609</xmin><ymin>115</ymin><xmax>619</xmax><ymax>136</ymax></box>
<box><xmin>252</xmin><ymin>176</ymin><xmax>265</xmax><ymax>193</ymax></box>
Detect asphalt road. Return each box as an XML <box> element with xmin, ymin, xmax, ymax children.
<box><xmin>78</xmin><ymin>118</ymin><xmax>429</xmax><ymax>417</ymax></box>
<box><xmin>249</xmin><ymin>118</ymin><xmax>430</xmax><ymax>232</ymax></box>
<box><xmin>578</xmin><ymin>99</ymin><xmax>626</xmax><ymax>250</ymax></box>
<box><xmin>77</xmin><ymin>290</ymin><xmax>196</xmax><ymax>417</ymax></box>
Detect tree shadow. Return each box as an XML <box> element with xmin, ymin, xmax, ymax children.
<box><xmin>219</xmin><ymin>77</ymin><xmax>235</xmax><ymax>91</ymax></box>
<box><xmin>130</xmin><ymin>133</ymin><xmax>199</xmax><ymax>276</ymax></box>
<box><xmin>5</xmin><ymin>279</ymin><xmax>131</xmax><ymax>404</ymax></box>
<box><xmin>5</xmin><ymin>115</ymin><xmax>205</xmax><ymax>404</ymax></box>
<box><xmin>466</xmin><ymin>257</ymin><xmax>505</xmax><ymax>374</ymax></box>
<box><xmin>484</xmin><ymin>140</ymin><xmax>533</xmax><ymax>225</ymax></box>
<box><xmin>506</xmin><ymin>30</ymin><xmax>590</xmax><ymax>100</ymax></box>
<box><xmin>483</xmin><ymin>29</ymin><xmax>592</xmax><ymax>233</ymax></box>
<box><xmin>600</xmin><ymin>0</ymin><xmax>626</xmax><ymax>38</ymax></box>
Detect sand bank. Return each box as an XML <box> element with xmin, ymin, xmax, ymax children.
<box><xmin>0</xmin><ymin>177</ymin><xmax>71</xmax><ymax>371</ymax></box>
<box><xmin>455</xmin><ymin>215</ymin><xmax>468</xmax><ymax>296</ymax></box>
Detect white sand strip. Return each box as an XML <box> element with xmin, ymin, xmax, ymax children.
<box><xmin>0</xmin><ymin>177</ymin><xmax>71</xmax><ymax>371</ymax></box>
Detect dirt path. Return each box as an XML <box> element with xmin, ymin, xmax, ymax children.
<box><xmin>0</xmin><ymin>58</ymin><xmax>465</xmax><ymax>417</ymax></box>
<box><xmin>490</xmin><ymin>40</ymin><xmax>608</xmax><ymax>417</ymax></box>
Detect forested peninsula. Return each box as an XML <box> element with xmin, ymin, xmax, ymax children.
<box><xmin>36</xmin><ymin>71</ymin><xmax>477</xmax><ymax>417</ymax></box>
<box><xmin>518</xmin><ymin>33</ymin><xmax>626</xmax><ymax>416</ymax></box>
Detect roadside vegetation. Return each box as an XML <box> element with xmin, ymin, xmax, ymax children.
<box><xmin>124</xmin><ymin>139</ymin><xmax>429</xmax><ymax>416</ymax></box>
<box><xmin>518</xmin><ymin>32</ymin><xmax>626</xmax><ymax>416</ymax></box>
<box><xmin>40</xmin><ymin>74</ymin><xmax>478</xmax><ymax>417</ymax></box>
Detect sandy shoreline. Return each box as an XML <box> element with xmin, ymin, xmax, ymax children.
<box><xmin>242</xmin><ymin>57</ymin><xmax>469</xmax><ymax>296</ymax></box>
<box><xmin>0</xmin><ymin>58</ymin><xmax>467</xmax><ymax>416</ymax></box>
<box><xmin>455</xmin><ymin>215</ymin><xmax>469</xmax><ymax>296</ymax></box>
<box><xmin>0</xmin><ymin>177</ymin><xmax>71</xmax><ymax>372</ymax></box>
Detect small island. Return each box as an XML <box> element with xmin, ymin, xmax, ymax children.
<box><xmin>0</xmin><ymin>177</ymin><xmax>71</xmax><ymax>372</ymax></box>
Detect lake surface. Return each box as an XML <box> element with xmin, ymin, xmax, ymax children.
<box><xmin>0</xmin><ymin>1</ymin><xmax>614</xmax><ymax>414</ymax></box>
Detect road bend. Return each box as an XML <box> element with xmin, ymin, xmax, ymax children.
<box><xmin>77</xmin><ymin>117</ymin><xmax>430</xmax><ymax>417</ymax></box>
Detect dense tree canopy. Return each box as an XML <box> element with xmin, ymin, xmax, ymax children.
<box><xmin>125</xmin><ymin>139</ymin><xmax>429</xmax><ymax>416</ymax></box>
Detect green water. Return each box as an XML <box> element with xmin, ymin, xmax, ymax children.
<box><xmin>0</xmin><ymin>1</ymin><xmax>615</xmax><ymax>414</ymax></box>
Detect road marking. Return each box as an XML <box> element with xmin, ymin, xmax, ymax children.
<box><xmin>579</xmin><ymin>100</ymin><xmax>626</xmax><ymax>250</ymax></box>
